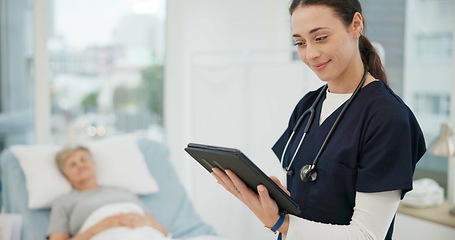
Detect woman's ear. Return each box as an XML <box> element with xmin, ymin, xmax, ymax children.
<box><xmin>351</xmin><ymin>12</ymin><xmax>363</xmax><ymax>38</ymax></box>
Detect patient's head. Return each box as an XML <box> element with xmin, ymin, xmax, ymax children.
<box><xmin>55</xmin><ymin>145</ymin><xmax>99</xmax><ymax>190</ymax></box>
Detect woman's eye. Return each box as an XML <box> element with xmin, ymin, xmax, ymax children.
<box><xmin>315</xmin><ymin>35</ymin><xmax>328</xmax><ymax>42</ymax></box>
<box><xmin>294</xmin><ymin>41</ymin><xmax>306</xmax><ymax>47</ymax></box>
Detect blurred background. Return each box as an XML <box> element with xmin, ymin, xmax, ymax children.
<box><xmin>0</xmin><ymin>0</ymin><xmax>453</xmax><ymax>239</ymax></box>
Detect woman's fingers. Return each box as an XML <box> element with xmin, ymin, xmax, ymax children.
<box><xmin>225</xmin><ymin>169</ymin><xmax>254</xmax><ymax>197</ymax></box>
<box><xmin>211</xmin><ymin>168</ymin><xmax>242</xmax><ymax>199</ymax></box>
<box><xmin>116</xmin><ymin>213</ymin><xmax>143</xmax><ymax>228</ymax></box>
<box><xmin>257</xmin><ymin>185</ymin><xmax>281</xmax><ymax>227</ymax></box>
<box><xmin>212</xmin><ymin>168</ymin><xmax>282</xmax><ymax>227</ymax></box>
<box><xmin>269</xmin><ymin>175</ymin><xmax>291</xmax><ymax>196</ymax></box>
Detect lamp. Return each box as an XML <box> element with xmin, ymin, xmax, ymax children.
<box><xmin>428</xmin><ymin>123</ymin><xmax>455</xmax><ymax>215</ymax></box>
<box><xmin>428</xmin><ymin>123</ymin><xmax>454</xmax><ymax>157</ymax></box>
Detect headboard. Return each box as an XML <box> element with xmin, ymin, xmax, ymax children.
<box><xmin>0</xmin><ymin>138</ymin><xmax>216</xmax><ymax>240</ymax></box>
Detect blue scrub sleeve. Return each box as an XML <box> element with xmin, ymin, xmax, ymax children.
<box><xmin>356</xmin><ymin>103</ymin><xmax>426</xmax><ymax>198</ymax></box>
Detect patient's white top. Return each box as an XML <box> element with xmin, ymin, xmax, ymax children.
<box><xmin>47</xmin><ymin>186</ymin><xmax>149</xmax><ymax>236</ymax></box>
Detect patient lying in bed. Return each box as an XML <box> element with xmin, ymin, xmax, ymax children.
<box><xmin>47</xmin><ymin>145</ymin><xmax>170</xmax><ymax>240</ymax></box>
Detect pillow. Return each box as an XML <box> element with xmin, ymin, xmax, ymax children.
<box><xmin>88</xmin><ymin>135</ymin><xmax>159</xmax><ymax>194</ymax></box>
<box><xmin>10</xmin><ymin>145</ymin><xmax>68</xmax><ymax>210</ymax></box>
<box><xmin>10</xmin><ymin>134</ymin><xmax>159</xmax><ymax>209</ymax></box>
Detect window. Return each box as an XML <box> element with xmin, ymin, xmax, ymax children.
<box><xmin>0</xmin><ymin>0</ymin><xmax>166</xmax><ymax>153</ymax></box>
<box><xmin>363</xmin><ymin>0</ymin><xmax>454</xmax><ymax>193</ymax></box>
<box><xmin>416</xmin><ymin>33</ymin><xmax>453</xmax><ymax>60</ymax></box>
<box><xmin>49</xmin><ymin>0</ymin><xmax>166</xmax><ymax>143</ymax></box>
<box><xmin>403</xmin><ymin>0</ymin><xmax>453</xmax><ymax>192</ymax></box>
<box><xmin>0</xmin><ymin>0</ymin><xmax>35</xmax><ymax>149</ymax></box>
<box><xmin>414</xmin><ymin>93</ymin><xmax>451</xmax><ymax>117</ymax></box>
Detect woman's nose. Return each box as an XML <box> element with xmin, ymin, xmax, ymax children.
<box><xmin>74</xmin><ymin>161</ymin><xmax>84</xmax><ymax>168</ymax></box>
<box><xmin>306</xmin><ymin>44</ymin><xmax>320</xmax><ymax>61</ymax></box>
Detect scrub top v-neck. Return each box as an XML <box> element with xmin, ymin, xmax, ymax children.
<box><xmin>272</xmin><ymin>80</ymin><xmax>426</xmax><ymax>228</ymax></box>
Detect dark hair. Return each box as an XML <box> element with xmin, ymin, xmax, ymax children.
<box><xmin>289</xmin><ymin>0</ymin><xmax>388</xmax><ymax>84</ymax></box>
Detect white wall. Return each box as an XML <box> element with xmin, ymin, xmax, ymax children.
<box><xmin>164</xmin><ymin>1</ymin><xmax>455</xmax><ymax>239</ymax></box>
<box><xmin>164</xmin><ymin>0</ymin><xmax>318</xmax><ymax>239</ymax></box>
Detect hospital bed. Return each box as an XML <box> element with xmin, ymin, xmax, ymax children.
<box><xmin>0</xmin><ymin>137</ymin><xmax>220</xmax><ymax>240</ymax></box>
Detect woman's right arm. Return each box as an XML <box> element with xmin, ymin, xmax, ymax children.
<box><xmin>284</xmin><ymin>191</ymin><xmax>400</xmax><ymax>240</ymax></box>
<box><xmin>49</xmin><ymin>214</ymin><xmax>135</xmax><ymax>240</ymax></box>
<box><xmin>48</xmin><ymin>233</ymin><xmax>70</xmax><ymax>240</ymax></box>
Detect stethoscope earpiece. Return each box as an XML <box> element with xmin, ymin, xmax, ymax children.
<box><xmin>300</xmin><ymin>164</ymin><xmax>317</xmax><ymax>182</ymax></box>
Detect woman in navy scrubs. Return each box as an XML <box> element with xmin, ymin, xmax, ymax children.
<box><xmin>212</xmin><ymin>0</ymin><xmax>426</xmax><ymax>239</ymax></box>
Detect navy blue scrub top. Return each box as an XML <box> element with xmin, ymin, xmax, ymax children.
<box><xmin>272</xmin><ymin>81</ymin><xmax>426</xmax><ymax>239</ymax></box>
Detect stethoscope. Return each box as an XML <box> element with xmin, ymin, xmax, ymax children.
<box><xmin>280</xmin><ymin>67</ymin><xmax>369</xmax><ymax>182</ymax></box>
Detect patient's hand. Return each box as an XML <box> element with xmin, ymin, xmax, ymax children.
<box><xmin>97</xmin><ymin>213</ymin><xmax>146</xmax><ymax>228</ymax></box>
<box><xmin>116</xmin><ymin>213</ymin><xmax>147</xmax><ymax>228</ymax></box>
<box><xmin>49</xmin><ymin>213</ymin><xmax>153</xmax><ymax>240</ymax></box>
<box><xmin>97</xmin><ymin>213</ymin><xmax>137</xmax><ymax>229</ymax></box>
<box><xmin>105</xmin><ymin>213</ymin><xmax>169</xmax><ymax>237</ymax></box>
<box><xmin>141</xmin><ymin>214</ymin><xmax>169</xmax><ymax>237</ymax></box>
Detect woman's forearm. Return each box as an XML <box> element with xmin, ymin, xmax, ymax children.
<box><xmin>48</xmin><ymin>226</ymin><xmax>100</xmax><ymax>240</ymax></box>
<box><xmin>144</xmin><ymin>215</ymin><xmax>169</xmax><ymax>237</ymax></box>
<box><xmin>70</xmin><ymin>224</ymin><xmax>105</xmax><ymax>240</ymax></box>
<box><xmin>70</xmin><ymin>215</ymin><xmax>124</xmax><ymax>240</ymax></box>
<box><xmin>284</xmin><ymin>191</ymin><xmax>400</xmax><ymax>240</ymax></box>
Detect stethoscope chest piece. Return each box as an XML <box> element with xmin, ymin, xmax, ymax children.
<box><xmin>300</xmin><ymin>164</ymin><xmax>317</xmax><ymax>182</ymax></box>
<box><xmin>281</xmin><ymin>66</ymin><xmax>368</xmax><ymax>183</ymax></box>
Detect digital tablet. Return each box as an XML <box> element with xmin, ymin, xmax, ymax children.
<box><xmin>184</xmin><ymin>143</ymin><xmax>301</xmax><ymax>215</ymax></box>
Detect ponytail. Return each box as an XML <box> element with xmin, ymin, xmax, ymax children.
<box><xmin>359</xmin><ymin>35</ymin><xmax>388</xmax><ymax>85</ymax></box>
<box><xmin>289</xmin><ymin>0</ymin><xmax>389</xmax><ymax>85</ymax></box>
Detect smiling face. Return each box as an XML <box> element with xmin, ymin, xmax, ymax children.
<box><xmin>62</xmin><ymin>149</ymin><xmax>97</xmax><ymax>187</ymax></box>
<box><xmin>291</xmin><ymin>5</ymin><xmax>363</xmax><ymax>85</ymax></box>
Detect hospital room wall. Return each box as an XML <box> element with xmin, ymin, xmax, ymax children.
<box><xmin>164</xmin><ymin>1</ymin><xmax>455</xmax><ymax>240</ymax></box>
<box><xmin>164</xmin><ymin>0</ymin><xmax>316</xmax><ymax>239</ymax></box>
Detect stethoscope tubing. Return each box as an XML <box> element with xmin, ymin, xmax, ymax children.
<box><xmin>280</xmin><ymin>67</ymin><xmax>369</xmax><ymax>179</ymax></box>
<box><xmin>311</xmin><ymin>68</ymin><xmax>368</xmax><ymax>166</ymax></box>
<box><xmin>280</xmin><ymin>85</ymin><xmax>327</xmax><ymax>173</ymax></box>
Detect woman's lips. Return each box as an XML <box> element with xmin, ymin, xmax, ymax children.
<box><xmin>312</xmin><ymin>60</ymin><xmax>330</xmax><ymax>71</ymax></box>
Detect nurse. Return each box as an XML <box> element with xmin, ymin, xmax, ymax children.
<box><xmin>211</xmin><ymin>0</ymin><xmax>426</xmax><ymax>239</ymax></box>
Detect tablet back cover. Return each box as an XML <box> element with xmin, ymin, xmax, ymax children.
<box><xmin>185</xmin><ymin>143</ymin><xmax>301</xmax><ymax>215</ymax></box>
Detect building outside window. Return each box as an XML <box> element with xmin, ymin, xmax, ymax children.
<box><xmin>402</xmin><ymin>0</ymin><xmax>453</xmax><ymax>192</ymax></box>
<box><xmin>0</xmin><ymin>0</ymin><xmax>35</xmax><ymax>150</ymax></box>
<box><xmin>0</xmin><ymin>0</ymin><xmax>166</xmax><ymax>154</ymax></box>
<box><xmin>363</xmin><ymin>0</ymin><xmax>453</xmax><ymax>192</ymax></box>
<box><xmin>49</xmin><ymin>0</ymin><xmax>166</xmax><ymax>143</ymax></box>
<box><xmin>0</xmin><ymin>0</ymin><xmax>454</xmax><ymax>196</ymax></box>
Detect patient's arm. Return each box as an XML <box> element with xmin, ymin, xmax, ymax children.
<box><xmin>139</xmin><ymin>214</ymin><xmax>169</xmax><ymax>237</ymax></box>
<box><xmin>49</xmin><ymin>213</ymin><xmax>160</xmax><ymax>240</ymax></box>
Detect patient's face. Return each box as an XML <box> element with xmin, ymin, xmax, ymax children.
<box><xmin>63</xmin><ymin>150</ymin><xmax>97</xmax><ymax>186</ymax></box>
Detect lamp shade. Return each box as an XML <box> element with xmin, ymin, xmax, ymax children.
<box><xmin>428</xmin><ymin>123</ymin><xmax>454</xmax><ymax>157</ymax></box>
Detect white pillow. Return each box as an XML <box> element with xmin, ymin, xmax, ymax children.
<box><xmin>11</xmin><ymin>145</ymin><xmax>69</xmax><ymax>209</ymax></box>
<box><xmin>11</xmin><ymin>135</ymin><xmax>160</xmax><ymax>209</ymax></box>
<box><xmin>88</xmin><ymin>135</ymin><xmax>159</xmax><ymax>195</ymax></box>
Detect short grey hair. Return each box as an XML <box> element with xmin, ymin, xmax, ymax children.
<box><xmin>55</xmin><ymin>145</ymin><xmax>91</xmax><ymax>176</ymax></box>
